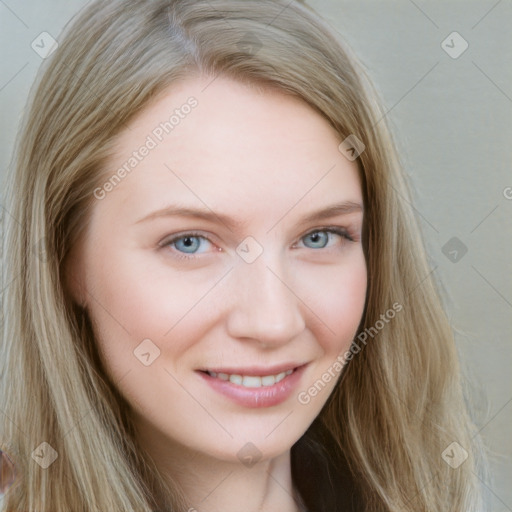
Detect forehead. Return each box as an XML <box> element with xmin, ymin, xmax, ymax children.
<box><xmin>99</xmin><ymin>75</ymin><xmax>363</xmax><ymax>226</ymax></box>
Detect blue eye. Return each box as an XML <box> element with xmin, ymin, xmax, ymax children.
<box><xmin>160</xmin><ymin>227</ymin><xmax>354</xmax><ymax>261</ymax></box>
<box><xmin>162</xmin><ymin>232</ymin><xmax>211</xmax><ymax>259</ymax></box>
<box><xmin>174</xmin><ymin>235</ymin><xmax>204</xmax><ymax>253</ymax></box>
<box><xmin>300</xmin><ymin>227</ymin><xmax>353</xmax><ymax>249</ymax></box>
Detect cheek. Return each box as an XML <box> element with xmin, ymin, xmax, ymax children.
<box><xmin>86</xmin><ymin>247</ymin><xmax>204</xmax><ymax>338</ymax></box>
<box><xmin>83</xmin><ymin>249</ymin><xmax>187</xmax><ymax>377</ymax></box>
<box><xmin>299</xmin><ymin>252</ymin><xmax>367</xmax><ymax>351</ymax></box>
<box><xmin>83</xmin><ymin>251</ymin><xmax>205</xmax><ymax>418</ymax></box>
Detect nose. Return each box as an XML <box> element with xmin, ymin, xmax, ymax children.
<box><xmin>225</xmin><ymin>255</ymin><xmax>306</xmax><ymax>347</ymax></box>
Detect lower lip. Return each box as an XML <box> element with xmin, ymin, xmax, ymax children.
<box><xmin>197</xmin><ymin>365</ymin><xmax>307</xmax><ymax>408</ymax></box>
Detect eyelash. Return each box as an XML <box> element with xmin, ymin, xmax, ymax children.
<box><xmin>159</xmin><ymin>226</ymin><xmax>355</xmax><ymax>262</ymax></box>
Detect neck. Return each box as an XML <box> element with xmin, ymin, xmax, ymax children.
<box><xmin>141</xmin><ymin>433</ymin><xmax>304</xmax><ymax>512</ymax></box>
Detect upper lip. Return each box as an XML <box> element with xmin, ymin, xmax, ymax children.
<box><xmin>198</xmin><ymin>362</ymin><xmax>306</xmax><ymax>377</ymax></box>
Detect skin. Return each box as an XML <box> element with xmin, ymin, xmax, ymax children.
<box><xmin>66</xmin><ymin>75</ymin><xmax>367</xmax><ymax>512</ymax></box>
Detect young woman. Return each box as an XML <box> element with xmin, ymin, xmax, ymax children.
<box><xmin>0</xmin><ymin>0</ymin><xmax>488</xmax><ymax>510</ymax></box>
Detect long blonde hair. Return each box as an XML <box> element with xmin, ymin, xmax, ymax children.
<box><xmin>1</xmin><ymin>0</ymin><xmax>487</xmax><ymax>510</ymax></box>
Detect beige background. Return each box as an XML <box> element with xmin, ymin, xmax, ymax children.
<box><xmin>1</xmin><ymin>0</ymin><xmax>511</xmax><ymax>509</ymax></box>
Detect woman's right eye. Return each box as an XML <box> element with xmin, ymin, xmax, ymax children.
<box><xmin>159</xmin><ymin>232</ymin><xmax>216</xmax><ymax>261</ymax></box>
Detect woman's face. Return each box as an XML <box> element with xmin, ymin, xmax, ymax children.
<box><xmin>67</xmin><ymin>75</ymin><xmax>367</xmax><ymax>466</ymax></box>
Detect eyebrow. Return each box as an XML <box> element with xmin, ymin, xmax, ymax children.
<box><xmin>135</xmin><ymin>200</ymin><xmax>363</xmax><ymax>231</ymax></box>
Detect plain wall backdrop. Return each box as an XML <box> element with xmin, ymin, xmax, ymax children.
<box><xmin>1</xmin><ymin>0</ymin><xmax>511</xmax><ymax>508</ymax></box>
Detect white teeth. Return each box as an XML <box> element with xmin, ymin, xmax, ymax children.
<box><xmin>261</xmin><ymin>375</ymin><xmax>276</xmax><ymax>386</ymax></box>
<box><xmin>275</xmin><ymin>371</ymin><xmax>287</xmax><ymax>383</ymax></box>
<box><xmin>242</xmin><ymin>376</ymin><xmax>262</xmax><ymax>388</ymax></box>
<box><xmin>229</xmin><ymin>374</ymin><xmax>243</xmax><ymax>385</ymax></box>
<box><xmin>207</xmin><ymin>369</ymin><xmax>293</xmax><ymax>388</ymax></box>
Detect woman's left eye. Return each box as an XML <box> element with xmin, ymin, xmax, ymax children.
<box><xmin>159</xmin><ymin>227</ymin><xmax>354</xmax><ymax>261</ymax></box>
<box><xmin>298</xmin><ymin>227</ymin><xmax>353</xmax><ymax>250</ymax></box>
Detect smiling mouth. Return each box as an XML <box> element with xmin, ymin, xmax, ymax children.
<box><xmin>202</xmin><ymin>369</ymin><xmax>294</xmax><ymax>388</ymax></box>
<box><xmin>197</xmin><ymin>364</ymin><xmax>306</xmax><ymax>408</ymax></box>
